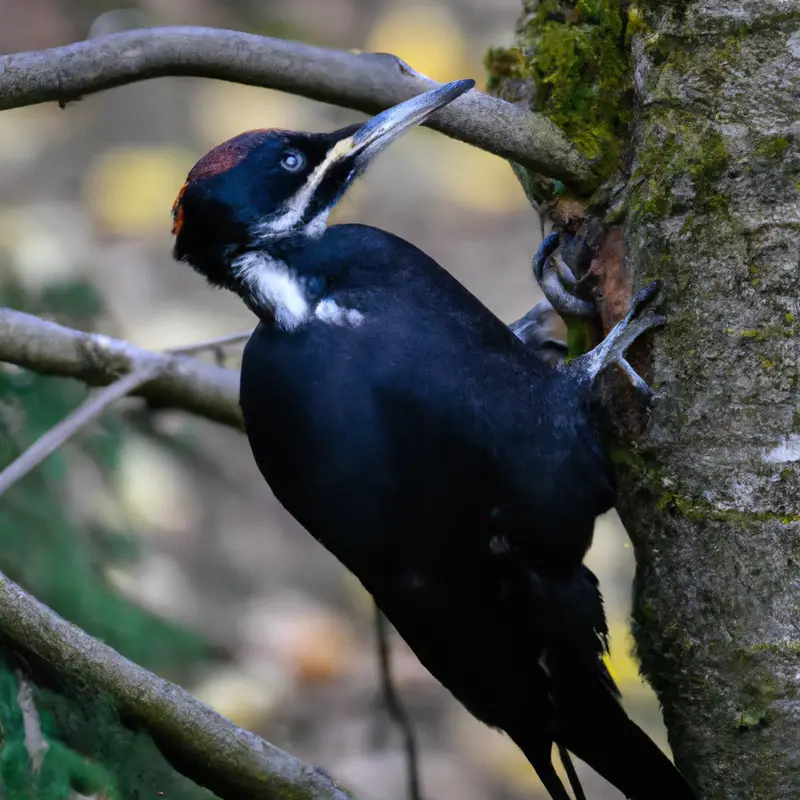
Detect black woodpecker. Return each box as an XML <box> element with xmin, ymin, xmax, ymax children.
<box><xmin>172</xmin><ymin>80</ymin><xmax>696</xmax><ymax>800</ymax></box>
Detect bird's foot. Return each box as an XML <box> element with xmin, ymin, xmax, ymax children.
<box><xmin>567</xmin><ymin>281</ymin><xmax>665</xmax><ymax>398</ymax></box>
<box><xmin>509</xmin><ymin>231</ymin><xmax>596</xmax><ymax>368</ymax></box>
<box><xmin>532</xmin><ymin>232</ymin><xmax>596</xmax><ymax>320</ymax></box>
<box><xmin>509</xmin><ymin>298</ymin><xmax>568</xmax><ymax>367</ymax></box>
<box><xmin>618</xmin><ymin>357</ymin><xmax>655</xmax><ymax>405</ymax></box>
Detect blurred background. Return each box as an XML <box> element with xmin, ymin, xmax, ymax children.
<box><xmin>0</xmin><ymin>2</ymin><xmax>669</xmax><ymax>798</ymax></box>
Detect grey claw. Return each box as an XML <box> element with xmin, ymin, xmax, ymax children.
<box><xmin>531</xmin><ymin>231</ymin><xmax>596</xmax><ymax>320</ymax></box>
<box><xmin>532</xmin><ymin>232</ymin><xmax>561</xmax><ymax>284</ymax></box>
<box><xmin>567</xmin><ymin>288</ymin><xmax>666</xmax><ymax>388</ymax></box>
<box><xmin>619</xmin><ymin>358</ymin><xmax>655</xmax><ymax>405</ymax></box>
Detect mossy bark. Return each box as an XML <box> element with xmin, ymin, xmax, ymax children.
<box><xmin>621</xmin><ymin>3</ymin><xmax>800</xmax><ymax>796</ymax></box>
<box><xmin>491</xmin><ymin>1</ymin><xmax>800</xmax><ymax>796</ymax></box>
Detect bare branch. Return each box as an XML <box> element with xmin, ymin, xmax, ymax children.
<box><xmin>0</xmin><ymin>307</ymin><xmax>243</xmax><ymax>430</ymax></box>
<box><xmin>373</xmin><ymin>607</ymin><xmax>422</xmax><ymax>800</ymax></box>
<box><xmin>0</xmin><ymin>365</ymin><xmax>162</xmax><ymax>498</ymax></box>
<box><xmin>0</xmin><ymin>26</ymin><xmax>596</xmax><ymax>191</ymax></box>
<box><xmin>0</xmin><ymin>569</ymin><xmax>357</xmax><ymax>800</ymax></box>
<box><xmin>167</xmin><ymin>331</ymin><xmax>251</xmax><ymax>359</ymax></box>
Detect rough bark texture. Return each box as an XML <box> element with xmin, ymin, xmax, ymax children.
<box><xmin>619</xmin><ymin>4</ymin><xmax>800</xmax><ymax>797</ymax></box>
<box><xmin>492</xmin><ymin>1</ymin><xmax>800</xmax><ymax>796</ymax></box>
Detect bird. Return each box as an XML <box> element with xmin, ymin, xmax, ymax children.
<box><xmin>171</xmin><ymin>79</ymin><xmax>696</xmax><ymax>800</ymax></box>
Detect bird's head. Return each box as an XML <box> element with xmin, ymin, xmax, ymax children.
<box><xmin>172</xmin><ymin>79</ymin><xmax>474</xmax><ymax>299</ymax></box>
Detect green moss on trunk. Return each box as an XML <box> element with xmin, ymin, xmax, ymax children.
<box><xmin>485</xmin><ymin>0</ymin><xmax>634</xmax><ymax>189</ymax></box>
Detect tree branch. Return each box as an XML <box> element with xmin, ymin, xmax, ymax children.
<box><xmin>0</xmin><ymin>26</ymin><xmax>596</xmax><ymax>191</ymax></box>
<box><xmin>0</xmin><ymin>569</ymin><xmax>357</xmax><ymax>800</ymax></box>
<box><xmin>0</xmin><ymin>307</ymin><xmax>243</xmax><ymax>431</ymax></box>
<box><xmin>0</xmin><ymin>365</ymin><xmax>163</xmax><ymax>498</ymax></box>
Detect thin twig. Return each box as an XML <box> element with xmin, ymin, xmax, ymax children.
<box><xmin>0</xmin><ymin>569</ymin><xmax>357</xmax><ymax>800</ymax></box>
<box><xmin>374</xmin><ymin>606</ymin><xmax>423</xmax><ymax>800</ymax></box>
<box><xmin>0</xmin><ymin>365</ymin><xmax>162</xmax><ymax>498</ymax></box>
<box><xmin>17</xmin><ymin>671</ymin><xmax>49</xmax><ymax>773</ymax></box>
<box><xmin>166</xmin><ymin>331</ymin><xmax>251</xmax><ymax>357</ymax></box>
<box><xmin>167</xmin><ymin>330</ymin><xmax>252</xmax><ymax>367</ymax></box>
<box><xmin>0</xmin><ymin>307</ymin><xmax>243</xmax><ymax>430</ymax></box>
<box><xmin>0</xmin><ymin>27</ymin><xmax>595</xmax><ymax>191</ymax></box>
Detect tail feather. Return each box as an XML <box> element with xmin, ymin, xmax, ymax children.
<box><xmin>520</xmin><ymin>738</ymin><xmax>573</xmax><ymax>800</ymax></box>
<box><xmin>557</xmin><ymin>744</ymin><xmax>587</xmax><ymax>800</ymax></box>
<box><xmin>525</xmin><ymin>565</ymin><xmax>696</xmax><ymax>799</ymax></box>
<box><xmin>559</xmin><ymin>694</ymin><xmax>695</xmax><ymax>800</ymax></box>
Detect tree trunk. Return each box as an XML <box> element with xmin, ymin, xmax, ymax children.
<box><xmin>491</xmin><ymin>1</ymin><xmax>800</xmax><ymax>796</ymax></box>
<box><xmin>620</xmin><ymin>3</ymin><xmax>800</xmax><ymax>797</ymax></box>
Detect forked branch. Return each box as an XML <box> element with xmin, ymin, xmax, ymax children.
<box><xmin>0</xmin><ymin>569</ymin><xmax>356</xmax><ymax>800</ymax></box>
<box><xmin>0</xmin><ymin>26</ymin><xmax>595</xmax><ymax>190</ymax></box>
<box><xmin>0</xmin><ymin>307</ymin><xmax>243</xmax><ymax>430</ymax></box>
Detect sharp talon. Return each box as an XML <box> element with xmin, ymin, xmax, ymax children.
<box><xmin>630</xmin><ymin>280</ymin><xmax>662</xmax><ymax>315</ymax></box>
<box><xmin>553</xmin><ymin>253</ymin><xmax>577</xmax><ymax>292</ymax></box>
<box><xmin>619</xmin><ymin>358</ymin><xmax>655</xmax><ymax>405</ymax></box>
<box><xmin>532</xmin><ymin>232</ymin><xmax>561</xmax><ymax>284</ymax></box>
<box><xmin>532</xmin><ymin>233</ymin><xmax>596</xmax><ymax>320</ymax></box>
<box><xmin>540</xmin><ymin>266</ymin><xmax>597</xmax><ymax>319</ymax></box>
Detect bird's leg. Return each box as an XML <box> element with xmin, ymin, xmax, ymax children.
<box><xmin>514</xmin><ymin>233</ymin><xmax>664</xmax><ymax>401</ymax></box>
<box><xmin>509</xmin><ymin>232</ymin><xmax>593</xmax><ymax>367</ymax></box>
<box><xmin>567</xmin><ymin>281</ymin><xmax>665</xmax><ymax>397</ymax></box>
<box><xmin>532</xmin><ymin>231</ymin><xmax>598</xmax><ymax>364</ymax></box>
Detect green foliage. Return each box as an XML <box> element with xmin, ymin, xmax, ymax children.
<box><xmin>0</xmin><ymin>268</ymin><xmax>218</xmax><ymax>797</ymax></box>
<box><xmin>0</xmin><ymin>654</ymin><xmax>218</xmax><ymax>800</ymax></box>
<box><xmin>0</xmin><ymin>279</ymin><xmax>210</xmax><ymax>671</ymax></box>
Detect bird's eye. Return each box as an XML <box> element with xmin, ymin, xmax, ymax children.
<box><xmin>280</xmin><ymin>150</ymin><xmax>306</xmax><ymax>173</ymax></box>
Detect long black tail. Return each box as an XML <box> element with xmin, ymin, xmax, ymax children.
<box><xmin>557</xmin><ymin>745</ymin><xmax>587</xmax><ymax>800</ymax></box>
<box><xmin>521</xmin><ymin>565</ymin><xmax>696</xmax><ymax>799</ymax></box>
<box><xmin>559</xmin><ymin>693</ymin><xmax>695</xmax><ymax>800</ymax></box>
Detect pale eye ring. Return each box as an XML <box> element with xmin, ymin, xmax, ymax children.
<box><xmin>280</xmin><ymin>150</ymin><xmax>306</xmax><ymax>173</ymax></box>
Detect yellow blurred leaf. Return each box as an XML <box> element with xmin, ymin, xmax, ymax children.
<box><xmin>365</xmin><ymin>3</ymin><xmax>472</xmax><ymax>83</ymax></box>
<box><xmin>83</xmin><ymin>146</ymin><xmax>195</xmax><ymax>236</ymax></box>
<box><xmin>432</xmin><ymin>141</ymin><xmax>531</xmax><ymax>214</ymax></box>
<box><xmin>192</xmin><ymin>668</ymin><xmax>281</xmax><ymax>729</ymax></box>
<box><xmin>240</xmin><ymin>595</ymin><xmax>358</xmax><ymax>685</ymax></box>
<box><xmin>115</xmin><ymin>436</ymin><xmax>199</xmax><ymax>537</ymax></box>
<box><xmin>606</xmin><ymin>621</ymin><xmax>653</xmax><ymax>698</ymax></box>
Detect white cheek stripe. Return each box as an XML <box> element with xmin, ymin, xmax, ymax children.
<box><xmin>266</xmin><ymin>136</ymin><xmax>355</xmax><ymax>235</ymax></box>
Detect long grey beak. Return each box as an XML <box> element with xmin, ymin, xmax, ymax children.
<box><xmin>348</xmin><ymin>79</ymin><xmax>474</xmax><ymax>158</ymax></box>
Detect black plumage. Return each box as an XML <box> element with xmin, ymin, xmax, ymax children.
<box><xmin>172</xmin><ymin>81</ymin><xmax>696</xmax><ymax>800</ymax></box>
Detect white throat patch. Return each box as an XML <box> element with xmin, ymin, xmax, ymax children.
<box><xmin>231</xmin><ymin>251</ymin><xmax>364</xmax><ymax>331</ymax></box>
<box><xmin>232</xmin><ymin>251</ymin><xmax>310</xmax><ymax>331</ymax></box>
